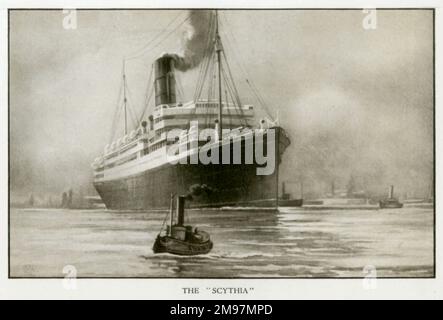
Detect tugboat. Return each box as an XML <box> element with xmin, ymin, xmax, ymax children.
<box><xmin>153</xmin><ymin>195</ymin><xmax>213</xmax><ymax>255</ymax></box>
<box><xmin>379</xmin><ymin>185</ymin><xmax>403</xmax><ymax>209</ymax></box>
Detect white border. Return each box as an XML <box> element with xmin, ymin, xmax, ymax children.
<box><xmin>0</xmin><ymin>0</ymin><xmax>441</xmax><ymax>300</ymax></box>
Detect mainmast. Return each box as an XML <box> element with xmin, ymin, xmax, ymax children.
<box><xmin>215</xmin><ymin>11</ymin><xmax>223</xmax><ymax>141</ymax></box>
<box><xmin>123</xmin><ymin>61</ymin><xmax>128</xmax><ymax>135</ymax></box>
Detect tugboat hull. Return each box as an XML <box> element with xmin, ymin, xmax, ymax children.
<box><xmin>379</xmin><ymin>200</ymin><xmax>403</xmax><ymax>209</ymax></box>
<box><xmin>379</xmin><ymin>186</ymin><xmax>403</xmax><ymax>208</ymax></box>
<box><xmin>153</xmin><ymin>235</ymin><xmax>213</xmax><ymax>255</ymax></box>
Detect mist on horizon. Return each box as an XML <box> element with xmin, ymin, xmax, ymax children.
<box><xmin>9</xmin><ymin>9</ymin><xmax>434</xmax><ymax>203</ymax></box>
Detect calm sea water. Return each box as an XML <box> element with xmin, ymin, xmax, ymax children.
<box><xmin>10</xmin><ymin>206</ymin><xmax>434</xmax><ymax>278</ymax></box>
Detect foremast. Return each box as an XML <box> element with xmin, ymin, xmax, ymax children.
<box><xmin>215</xmin><ymin>11</ymin><xmax>223</xmax><ymax>141</ymax></box>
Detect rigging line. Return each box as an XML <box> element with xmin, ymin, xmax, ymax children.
<box><xmin>174</xmin><ymin>71</ymin><xmax>185</xmax><ymax>102</ymax></box>
<box><xmin>221</xmin><ymin>51</ymin><xmax>241</xmax><ymax>104</ymax></box>
<box><xmin>221</xmin><ymin>51</ymin><xmax>244</xmax><ymax>113</ymax></box>
<box><xmin>203</xmin><ymin>55</ymin><xmax>214</xmax><ymax>128</ymax></box>
<box><xmin>175</xmin><ymin>76</ymin><xmax>184</xmax><ymax>102</ymax></box>
<box><xmin>194</xmin><ymin>50</ymin><xmax>212</xmax><ymax>102</ymax></box>
<box><xmin>126</xmin><ymin>58</ymin><xmax>152</xmax><ymax>70</ymax></box>
<box><xmin>194</xmin><ymin>11</ymin><xmax>216</xmax><ymax>103</ymax></box>
<box><xmin>111</xmin><ymin>102</ymin><xmax>125</xmax><ymax>143</ymax></box>
<box><xmin>124</xmin><ymin>101</ymin><xmax>137</xmax><ymax>133</ymax></box>
<box><xmin>139</xmin><ymin>81</ymin><xmax>155</xmax><ymax>123</ymax></box>
<box><xmin>143</xmin><ymin>64</ymin><xmax>154</xmax><ymax>105</ymax></box>
<box><xmin>221</xmin><ymin>65</ymin><xmax>236</xmax><ymax>107</ymax></box>
<box><xmin>195</xmin><ymin>22</ymin><xmax>215</xmax><ymax>101</ymax></box>
<box><xmin>125</xmin><ymin>14</ymin><xmax>193</xmax><ymax>126</ymax></box>
<box><xmin>198</xmin><ymin>51</ymin><xmax>212</xmax><ymax>126</ymax></box>
<box><xmin>225</xmin><ymin>36</ymin><xmax>274</xmax><ymax>121</ymax></box>
<box><xmin>193</xmin><ymin>54</ymin><xmax>206</xmax><ymax>102</ymax></box>
<box><xmin>246</xmin><ymin>79</ymin><xmax>266</xmax><ymax>108</ymax></box>
<box><xmin>123</xmin><ymin>60</ymin><xmax>129</xmax><ymax>135</ymax></box>
<box><xmin>194</xmin><ymin>61</ymin><xmax>210</xmax><ymax>103</ymax></box>
<box><xmin>124</xmin><ymin>82</ymin><xmax>140</xmax><ymax>130</ymax></box>
<box><xmin>157</xmin><ymin>208</ymin><xmax>171</xmax><ymax>236</ymax></box>
<box><xmin>222</xmin><ymin>79</ymin><xmax>232</xmax><ymax>128</ymax></box>
<box><xmin>195</xmin><ymin>12</ymin><xmax>217</xmax><ymax>101</ymax></box>
<box><xmin>145</xmin><ymin>15</ymin><xmax>192</xmax><ymax>55</ymax></box>
<box><xmin>193</xmin><ymin>43</ymin><xmax>208</xmax><ymax>101</ymax></box>
<box><xmin>123</xmin><ymin>78</ymin><xmax>137</xmax><ymax>128</ymax></box>
<box><xmin>109</xmin><ymin>91</ymin><xmax>122</xmax><ymax>143</ymax></box>
<box><xmin>218</xmin><ymin>32</ymin><xmax>256</xmax><ymax>111</ymax></box>
<box><xmin>108</xmin><ymin>65</ymin><xmax>126</xmax><ymax>143</ymax></box>
<box><xmin>219</xmin><ymin>13</ymin><xmax>254</xmax><ymax>83</ymax></box>
<box><xmin>109</xmin><ymin>96</ymin><xmax>123</xmax><ymax>143</ymax></box>
<box><xmin>193</xmin><ymin>47</ymin><xmax>209</xmax><ymax>101</ymax></box>
<box><xmin>221</xmin><ymin>64</ymin><xmax>247</xmax><ymax>127</ymax></box>
<box><xmin>205</xmin><ymin>54</ymin><xmax>217</xmax><ymax>129</ymax></box>
<box><xmin>244</xmin><ymin>78</ymin><xmax>255</xmax><ymax>106</ymax></box>
<box><xmin>226</xmin><ymin>91</ymin><xmax>232</xmax><ymax>128</ymax></box>
<box><xmin>193</xmin><ymin>57</ymin><xmax>206</xmax><ymax>102</ymax></box>
<box><xmin>220</xmin><ymin>45</ymin><xmax>248</xmax><ymax>116</ymax></box>
<box><xmin>197</xmin><ymin>11</ymin><xmax>215</xmax><ymax>91</ymax></box>
<box><xmin>223</xmin><ymin>72</ymin><xmax>241</xmax><ymax>127</ymax></box>
<box><xmin>125</xmin><ymin>11</ymin><xmax>186</xmax><ymax>61</ymax></box>
<box><xmin>201</xmin><ymin>54</ymin><xmax>212</xmax><ymax>128</ymax></box>
<box><xmin>224</xmin><ymin>65</ymin><xmax>248</xmax><ymax>128</ymax></box>
<box><xmin>139</xmin><ymin>64</ymin><xmax>154</xmax><ymax>122</ymax></box>
<box><xmin>208</xmin><ymin>56</ymin><xmax>216</xmax><ymax>101</ymax></box>
<box><xmin>193</xmin><ymin>13</ymin><xmax>215</xmax><ymax>101</ymax></box>
<box><xmin>138</xmin><ymin>64</ymin><xmax>154</xmax><ymax>123</ymax></box>
<box><xmin>220</xmin><ymin>13</ymin><xmax>275</xmax><ymax>121</ymax></box>
<box><xmin>246</xmin><ymin>78</ymin><xmax>274</xmax><ymax>121</ymax></box>
<box><xmin>194</xmin><ymin>48</ymin><xmax>214</xmax><ymax>103</ymax></box>
<box><xmin>241</xmin><ymin>63</ymin><xmax>273</xmax><ymax>114</ymax></box>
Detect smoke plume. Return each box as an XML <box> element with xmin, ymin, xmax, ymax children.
<box><xmin>165</xmin><ymin>10</ymin><xmax>213</xmax><ymax>71</ymax></box>
<box><xmin>185</xmin><ymin>184</ymin><xmax>217</xmax><ymax>201</ymax></box>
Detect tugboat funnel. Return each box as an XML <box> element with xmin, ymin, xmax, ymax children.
<box><xmin>177</xmin><ymin>196</ymin><xmax>186</xmax><ymax>226</ymax></box>
<box><xmin>389</xmin><ymin>185</ymin><xmax>394</xmax><ymax>199</ymax></box>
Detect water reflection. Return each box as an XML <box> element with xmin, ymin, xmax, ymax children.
<box><xmin>10</xmin><ymin>207</ymin><xmax>434</xmax><ymax>277</ymax></box>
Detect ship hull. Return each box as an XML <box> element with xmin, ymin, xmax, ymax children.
<box><xmin>94</xmin><ymin>127</ymin><xmax>290</xmax><ymax>209</ymax></box>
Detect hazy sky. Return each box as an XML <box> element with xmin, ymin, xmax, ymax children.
<box><xmin>9</xmin><ymin>9</ymin><xmax>434</xmax><ymax>199</ymax></box>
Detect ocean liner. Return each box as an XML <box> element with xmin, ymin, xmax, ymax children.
<box><xmin>91</xmin><ymin>11</ymin><xmax>290</xmax><ymax>209</ymax></box>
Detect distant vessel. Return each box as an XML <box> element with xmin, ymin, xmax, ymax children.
<box><xmin>91</xmin><ymin>11</ymin><xmax>290</xmax><ymax>209</ymax></box>
<box><xmin>153</xmin><ymin>195</ymin><xmax>213</xmax><ymax>255</ymax></box>
<box><xmin>278</xmin><ymin>182</ymin><xmax>303</xmax><ymax>207</ymax></box>
<box><xmin>308</xmin><ymin>179</ymin><xmax>372</xmax><ymax>208</ymax></box>
<box><xmin>379</xmin><ymin>185</ymin><xmax>403</xmax><ymax>209</ymax></box>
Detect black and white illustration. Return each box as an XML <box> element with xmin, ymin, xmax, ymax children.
<box><xmin>9</xmin><ymin>9</ymin><xmax>434</xmax><ymax>278</ymax></box>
